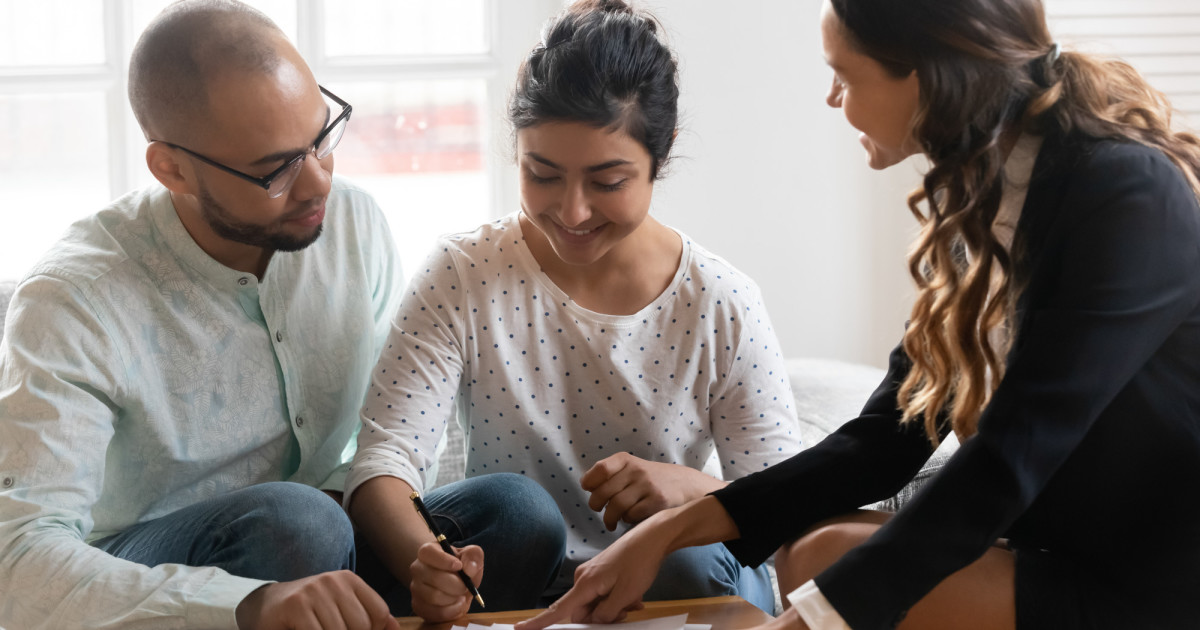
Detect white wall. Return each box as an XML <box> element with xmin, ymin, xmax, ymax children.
<box><xmin>494</xmin><ymin>1</ymin><xmax>922</xmax><ymax>369</ymax></box>
<box><xmin>496</xmin><ymin>0</ymin><xmax>1200</xmax><ymax>369</ymax></box>
<box><xmin>644</xmin><ymin>0</ymin><xmax>922</xmax><ymax>368</ymax></box>
<box><xmin>625</xmin><ymin>0</ymin><xmax>1200</xmax><ymax>368</ymax></box>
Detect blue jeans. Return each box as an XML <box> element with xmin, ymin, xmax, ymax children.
<box><xmin>646</xmin><ymin>543</ymin><xmax>776</xmax><ymax>615</ymax></box>
<box><xmin>356</xmin><ymin>473</ymin><xmax>568</xmax><ymax>615</ymax></box>
<box><xmin>93</xmin><ymin>481</ymin><xmax>355</xmax><ymax>581</ymax></box>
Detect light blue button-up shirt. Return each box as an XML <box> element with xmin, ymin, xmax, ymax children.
<box><xmin>0</xmin><ymin>178</ymin><xmax>402</xmax><ymax>629</ymax></box>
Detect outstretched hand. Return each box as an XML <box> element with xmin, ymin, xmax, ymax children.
<box><xmin>753</xmin><ymin>606</ymin><xmax>810</xmax><ymax>630</ymax></box>
<box><xmin>515</xmin><ymin>515</ymin><xmax>676</xmax><ymax>630</ymax></box>
<box><xmin>409</xmin><ymin>542</ymin><xmax>484</xmax><ymax>622</ymax></box>
<box><xmin>581</xmin><ymin>453</ymin><xmax>726</xmax><ymax>531</ymax></box>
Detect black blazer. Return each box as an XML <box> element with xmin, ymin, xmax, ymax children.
<box><xmin>712</xmin><ymin>130</ymin><xmax>1200</xmax><ymax>630</ymax></box>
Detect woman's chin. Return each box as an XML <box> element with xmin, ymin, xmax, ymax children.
<box><xmin>860</xmin><ymin>134</ymin><xmax>909</xmax><ymax>170</ymax></box>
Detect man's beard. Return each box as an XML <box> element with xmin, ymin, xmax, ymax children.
<box><xmin>198</xmin><ymin>184</ymin><xmax>323</xmax><ymax>253</ymax></box>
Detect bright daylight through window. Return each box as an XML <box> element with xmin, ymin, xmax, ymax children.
<box><xmin>0</xmin><ymin>0</ymin><xmax>496</xmax><ymax>279</ymax></box>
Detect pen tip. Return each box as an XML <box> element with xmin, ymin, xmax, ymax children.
<box><xmin>476</xmin><ymin>594</ymin><xmax>486</xmax><ymax>608</ymax></box>
<box><xmin>409</xmin><ymin>491</ymin><xmax>420</xmax><ymax>500</ymax></box>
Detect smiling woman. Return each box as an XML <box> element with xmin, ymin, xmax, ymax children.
<box><xmin>516</xmin><ymin>121</ymin><xmax>674</xmax><ymax>314</ymax></box>
<box><xmin>820</xmin><ymin>7</ymin><xmax>921</xmax><ymax>171</ymax></box>
<box><xmin>342</xmin><ymin>0</ymin><xmax>802</xmax><ymax>621</ymax></box>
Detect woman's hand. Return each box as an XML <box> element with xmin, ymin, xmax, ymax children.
<box><xmin>408</xmin><ymin>542</ymin><xmax>484</xmax><ymax>623</ymax></box>
<box><xmin>514</xmin><ymin>514</ymin><xmax>676</xmax><ymax>630</ymax></box>
<box><xmin>581</xmin><ymin>453</ymin><xmax>726</xmax><ymax>530</ymax></box>
<box><xmin>517</xmin><ymin>496</ymin><xmax>740</xmax><ymax>630</ymax></box>
<box><xmin>752</xmin><ymin>607</ymin><xmax>810</xmax><ymax>630</ymax></box>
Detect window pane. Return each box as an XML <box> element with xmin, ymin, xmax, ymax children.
<box><xmin>0</xmin><ymin>93</ymin><xmax>110</xmax><ymax>277</ymax></box>
<box><xmin>330</xmin><ymin>80</ymin><xmax>490</xmax><ymax>274</ymax></box>
<box><xmin>0</xmin><ymin>2</ymin><xmax>105</xmax><ymax>66</ymax></box>
<box><xmin>324</xmin><ymin>0</ymin><xmax>488</xmax><ymax>58</ymax></box>
<box><xmin>132</xmin><ymin>0</ymin><xmax>298</xmax><ymax>47</ymax></box>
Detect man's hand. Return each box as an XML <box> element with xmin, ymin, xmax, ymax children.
<box><xmin>235</xmin><ymin>570</ymin><xmax>399</xmax><ymax>630</ymax></box>
<box><xmin>581</xmin><ymin>453</ymin><xmax>726</xmax><ymax>531</ymax></box>
<box><xmin>409</xmin><ymin>542</ymin><xmax>484</xmax><ymax>622</ymax></box>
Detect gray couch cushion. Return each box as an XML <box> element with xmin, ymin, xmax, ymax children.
<box><xmin>787</xmin><ymin>357</ymin><xmax>885</xmax><ymax>445</ymax></box>
<box><xmin>0</xmin><ymin>280</ymin><xmax>15</xmax><ymax>346</ymax></box>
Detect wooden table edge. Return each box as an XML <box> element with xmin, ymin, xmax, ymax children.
<box><xmin>394</xmin><ymin>595</ymin><xmax>772</xmax><ymax>630</ymax></box>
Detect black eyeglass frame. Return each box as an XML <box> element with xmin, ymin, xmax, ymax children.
<box><xmin>152</xmin><ymin>85</ymin><xmax>352</xmax><ymax>198</ymax></box>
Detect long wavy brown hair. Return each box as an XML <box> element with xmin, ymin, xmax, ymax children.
<box><xmin>830</xmin><ymin>0</ymin><xmax>1200</xmax><ymax>443</ymax></box>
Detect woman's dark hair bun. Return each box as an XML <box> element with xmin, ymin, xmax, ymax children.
<box><xmin>580</xmin><ymin>0</ymin><xmax>636</xmax><ymax>17</ymax></box>
<box><xmin>508</xmin><ymin>0</ymin><xmax>678</xmax><ymax>179</ymax></box>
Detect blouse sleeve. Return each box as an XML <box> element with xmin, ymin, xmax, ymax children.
<box><xmin>345</xmin><ymin>242</ymin><xmax>468</xmax><ymax>501</ymax></box>
<box><xmin>709</xmin><ymin>281</ymin><xmax>803</xmax><ymax>480</ymax></box>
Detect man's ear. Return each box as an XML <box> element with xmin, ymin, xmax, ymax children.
<box><xmin>145</xmin><ymin>142</ymin><xmax>196</xmax><ymax>195</ymax></box>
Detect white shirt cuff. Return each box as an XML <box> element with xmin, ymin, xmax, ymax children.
<box><xmin>786</xmin><ymin>580</ymin><xmax>851</xmax><ymax>630</ymax></box>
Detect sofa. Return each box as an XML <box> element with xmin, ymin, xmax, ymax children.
<box><xmin>0</xmin><ymin>281</ymin><xmax>12</xmax><ymax>346</ymax></box>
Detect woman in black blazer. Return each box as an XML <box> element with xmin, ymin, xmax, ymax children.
<box><xmin>517</xmin><ymin>0</ymin><xmax>1200</xmax><ymax>629</ymax></box>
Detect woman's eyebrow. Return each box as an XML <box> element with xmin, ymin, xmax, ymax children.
<box><xmin>586</xmin><ymin>159</ymin><xmax>633</xmax><ymax>173</ymax></box>
<box><xmin>524</xmin><ymin>153</ymin><xmax>633</xmax><ymax>173</ymax></box>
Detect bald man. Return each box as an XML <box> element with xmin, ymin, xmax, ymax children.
<box><xmin>0</xmin><ymin>2</ymin><xmax>402</xmax><ymax>628</ymax></box>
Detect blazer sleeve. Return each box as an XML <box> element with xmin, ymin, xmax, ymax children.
<box><xmin>712</xmin><ymin>339</ymin><xmax>941</xmax><ymax>568</ymax></box>
<box><xmin>816</xmin><ymin>143</ymin><xmax>1200</xmax><ymax>629</ymax></box>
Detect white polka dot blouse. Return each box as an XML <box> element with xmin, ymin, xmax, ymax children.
<box><xmin>347</xmin><ymin>213</ymin><xmax>801</xmax><ymax>584</ymax></box>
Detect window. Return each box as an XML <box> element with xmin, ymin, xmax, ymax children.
<box><xmin>0</xmin><ymin>0</ymin><xmax>559</xmax><ymax>279</ymax></box>
<box><xmin>1047</xmin><ymin>0</ymin><xmax>1200</xmax><ymax>125</ymax></box>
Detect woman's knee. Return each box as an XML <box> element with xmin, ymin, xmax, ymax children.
<box><xmin>444</xmin><ymin>474</ymin><xmax>563</xmax><ymax>538</ymax></box>
<box><xmin>426</xmin><ymin>474</ymin><xmax>566</xmax><ymax>605</ymax></box>
<box><xmin>647</xmin><ymin>544</ymin><xmax>745</xmax><ymax>600</ymax></box>
<box><xmin>775</xmin><ymin>523</ymin><xmax>876</xmax><ymax>593</ymax></box>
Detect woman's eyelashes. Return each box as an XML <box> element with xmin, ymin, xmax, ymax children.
<box><xmin>595</xmin><ymin>179</ymin><xmax>628</xmax><ymax>192</ymax></box>
<box><xmin>524</xmin><ymin>169</ymin><xmax>627</xmax><ymax>192</ymax></box>
<box><xmin>526</xmin><ymin>171</ymin><xmax>559</xmax><ymax>185</ymax></box>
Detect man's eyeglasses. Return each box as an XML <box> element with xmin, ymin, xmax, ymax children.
<box><xmin>154</xmin><ymin>86</ymin><xmax>352</xmax><ymax>199</ymax></box>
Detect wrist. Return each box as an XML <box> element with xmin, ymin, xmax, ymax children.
<box><xmin>235</xmin><ymin>584</ymin><xmax>269</xmax><ymax>630</ymax></box>
<box><xmin>650</xmin><ymin>495</ymin><xmax>738</xmax><ymax>553</ymax></box>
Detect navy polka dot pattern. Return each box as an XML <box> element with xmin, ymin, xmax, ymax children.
<box><xmin>348</xmin><ymin>213</ymin><xmax>800</xmax><ymax>587</ymax></box>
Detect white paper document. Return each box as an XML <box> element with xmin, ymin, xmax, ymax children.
<box><xmin>458</xmin><ymin>613</ymin><xmax>710</xmax><ymax>630</ymax></box>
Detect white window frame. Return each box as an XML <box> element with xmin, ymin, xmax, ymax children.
<box><xmin>1047</xmin><ymin>0</ymin><xmax>1200</xmax><ymax>124</ymax></box>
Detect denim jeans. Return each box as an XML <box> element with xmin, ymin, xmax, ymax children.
<box><xmin>93</xmin><ymin>481</ymin><xmax>355</xmax><ymax>582</ymax></box>
<box><xmin>356</xmin><ymin>472</ymin><xmax>568</xmax><ymax>615</ymax></box>
<box><xmin>647</xmin><ymin>543</ymin><xmax>776</xmax><ymax>615</ymax></box>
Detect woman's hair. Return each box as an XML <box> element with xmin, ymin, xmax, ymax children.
<box><xmin>508</xmin><ymin>0</ymin><xmax>679</xmax><ymax>179</ymax></box>
<box><xmin>830</xmin><ymin>0</ymin><xmax>1200</xmax><ymax>442</ymax></box>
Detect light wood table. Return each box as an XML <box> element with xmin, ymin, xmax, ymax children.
<box><xmin>395</xmin><ymin>596</ymin><xmax>772</xmax><ymax>630</ymax></box>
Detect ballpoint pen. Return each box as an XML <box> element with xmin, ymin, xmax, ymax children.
<box><xmin>410</xmin><ymin>491</ymin><xmax>486</xmax><ymax>608</ymax></box>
